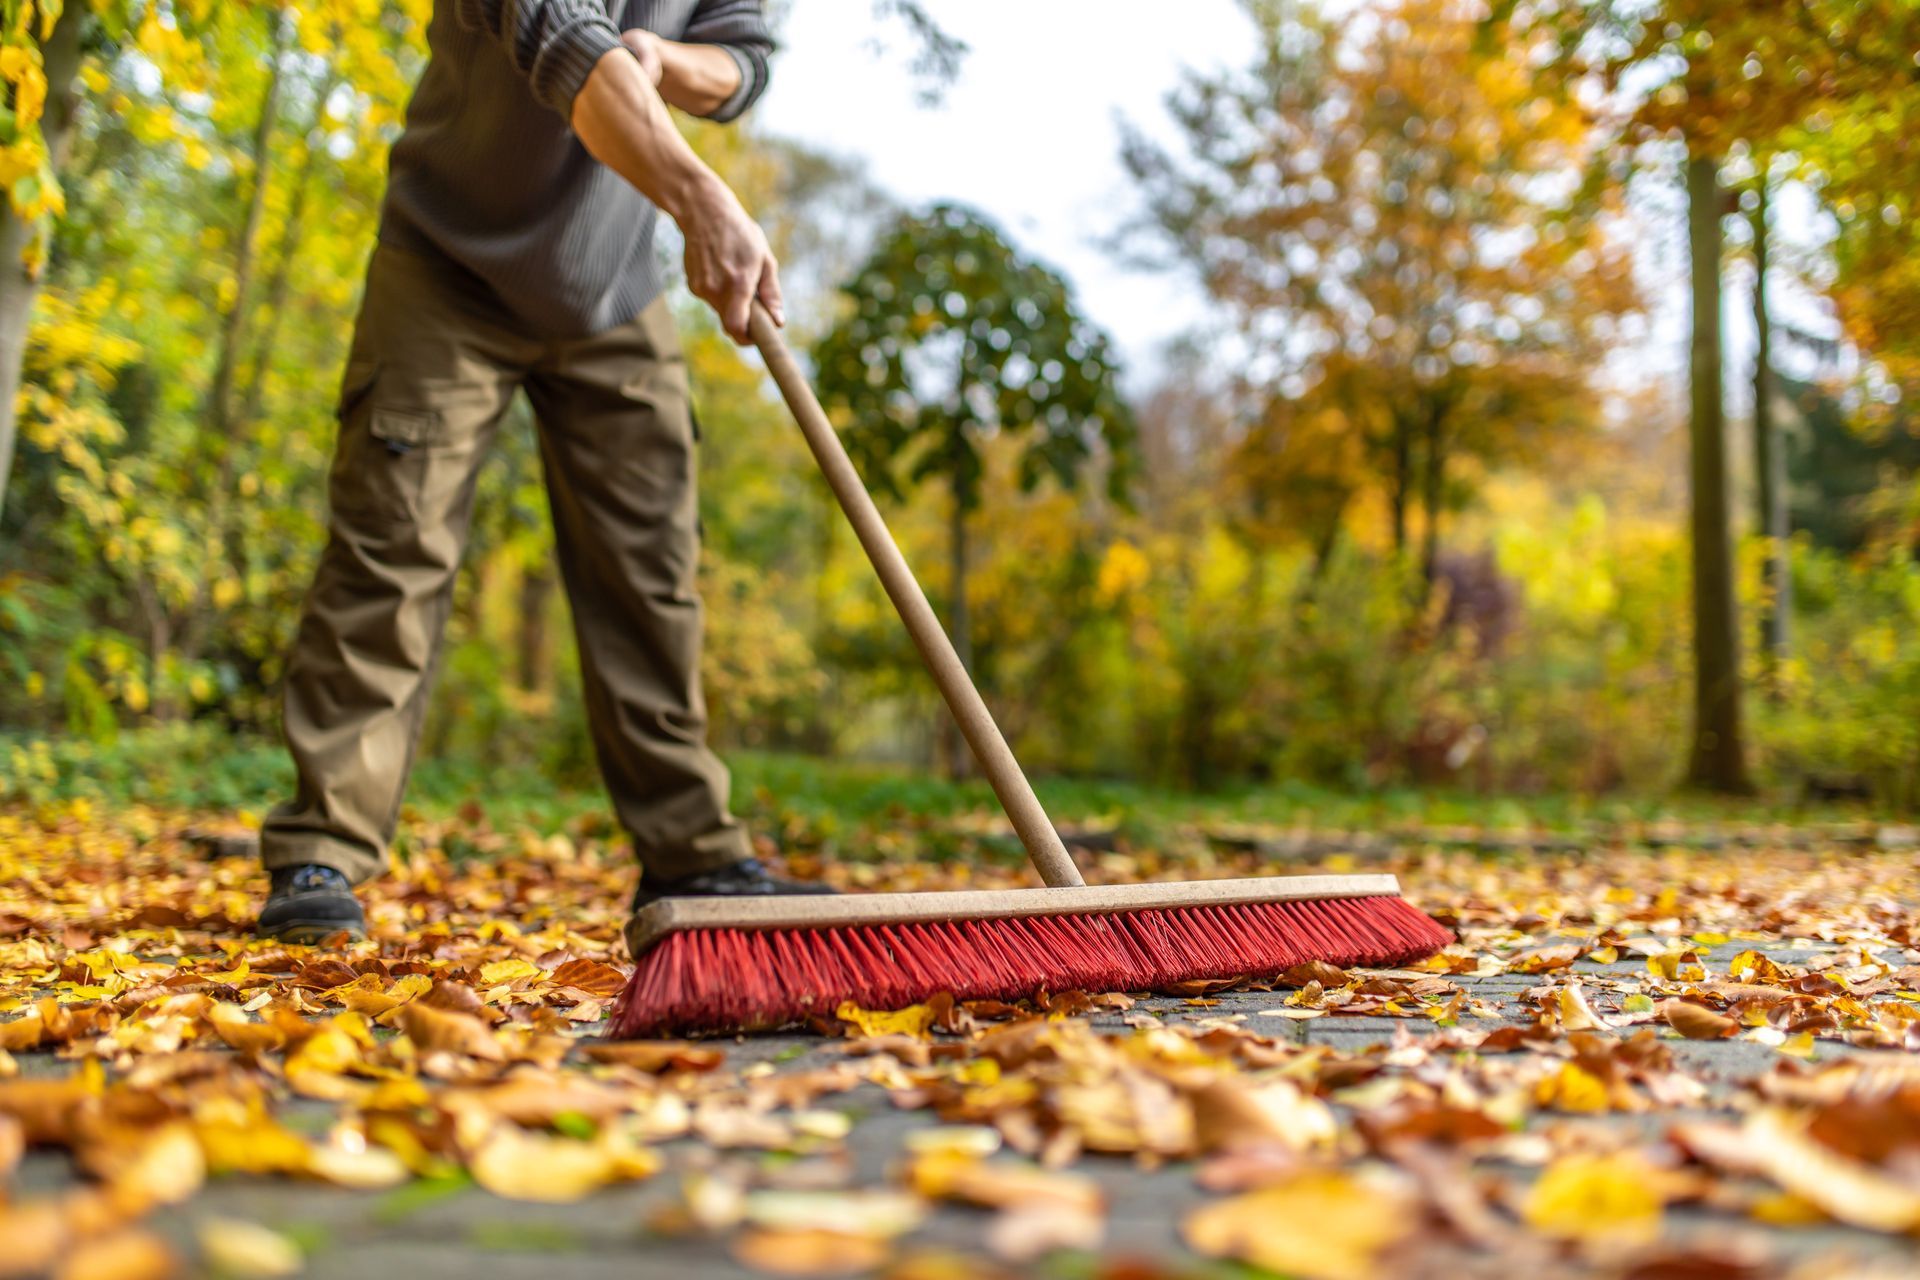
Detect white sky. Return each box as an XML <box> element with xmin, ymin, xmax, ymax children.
<box><xmin>759</xmin><ymin>1</ymin><xmax>1258</xmax><ymax>390</ymax></box>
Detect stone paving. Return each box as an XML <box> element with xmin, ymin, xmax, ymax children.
<box><xmin>15</xmin><ymin>940</ymin><xmax>1920</xmax><ymax>1279</ymax></box>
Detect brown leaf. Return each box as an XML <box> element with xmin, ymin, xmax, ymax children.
<box><xmin>547</xmin><ymin>958</ymin><xmax>629</xmax><ymax>998</ymax></box>
<box><xmin>53</xmin><ymin>1230</ymin><xmax>179</xmax><ymax>1280</ymax></box>
<box><xmin>1662</xmin><ymin>1000</ymin><xmax>1738</xmax><ymax>1040</ymax></box>
<box><xmin>395</xmin><ymin>1002</ymin><xmax>505</xmax><ymax>1062</ymax></box>
<box><xmin>1188</xmin><ymin>1077</ymin><xmax>1337</xmax><ymax>1155</ymax></box>
<box><xmin>729</xmin><ymin>1228</ymin><xmax>890</xmax><ymax>1276</ymax></box>
<box><xmin>577</xmin><ymin>1040</ymin><xmax>724</xmax><ymax>1073</ymax></box>
<box><xmin>419</xmin><ymin>979</ymin><xmax>487</xmax><ymax>1016</ymax></box>
<box><xmin>1279</xmin><ymin>960</ymin><xmax>1351</xmax><ymax>988</ymax></box>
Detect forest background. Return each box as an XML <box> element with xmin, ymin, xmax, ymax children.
<box><xmin>4</xmin><ymin>0</ymin><xmax>1920</xmax><ymax>819</ymax></box>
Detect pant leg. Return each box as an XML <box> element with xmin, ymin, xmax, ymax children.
<box><xmin>261</xmin><ymin>243</ymin><xmax>534</xmax><ymax>883</ymax></box>
<box><xmin>523</xmin><ymin>298</ymin><xmax>751</xmax><ymax>881</ymax></box>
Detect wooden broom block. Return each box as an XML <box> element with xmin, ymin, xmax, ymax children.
<box><xmin>625</xmin><ymin>873</ymin><xmax>1406</xmax><ymax>952</ymax></box>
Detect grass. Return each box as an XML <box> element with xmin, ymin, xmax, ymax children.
<box><xmin>2</xmin><ymin>723</ymin><xmax>1892</xmax><ymax>851</ymax></box>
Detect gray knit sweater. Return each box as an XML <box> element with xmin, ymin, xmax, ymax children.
<box><xmin>380</xmin><ymin>0</ymin><xmax>774</xmax><ymax>337</ymax></box>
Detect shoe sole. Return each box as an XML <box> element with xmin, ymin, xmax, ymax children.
<box><xmin>263</xmin><ymin>920</ymin><xmax>368</xmax><ymax>945</ymax></box>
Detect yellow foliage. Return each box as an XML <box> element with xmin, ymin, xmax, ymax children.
<box><xmin>1523</xmin><ymin>1152</ymin><xmax>1667</xmax><ymax>1246</ymax></box>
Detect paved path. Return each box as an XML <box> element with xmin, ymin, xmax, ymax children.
<box><xmin>15</xmin><ymin>939</ymin><xmax>1915</xmax><ymax>1279</ymax></box>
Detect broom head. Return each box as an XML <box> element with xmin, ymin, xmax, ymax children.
<box><xmin>609</xmin><ymin>874</ymin><xmax>1451</xmax><ymax>1037</ymax></box>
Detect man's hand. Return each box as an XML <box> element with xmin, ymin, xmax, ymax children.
<box><xmin>619</xmin><ymin>28</ymin><xmax>745</xmax><ymax>118</ymax></box>
<box><xmin>619</xmin><ymin>28</ymin><xmax>665</xmax><ymax>85</ymax></box>
<box><xmin>678</xmin><ymin>176</ymin><xmax>784</xmax><ymax>343</ymax></box>
<box><xmin>571</xmin><ymin>48</ymin><xmax>784</xmax><ymax>344</ymax></box>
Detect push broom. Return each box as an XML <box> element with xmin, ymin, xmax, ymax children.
<box><xmin>608</xmin><ymin>306</ymin><xmax>1452</xmax><ymax>1036</ymax></box>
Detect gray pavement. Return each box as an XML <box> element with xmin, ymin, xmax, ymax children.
<box><xmin>13</xmin><ymin>940</ymin><xmax>1920</xmax><ymax>1279</ymax></box>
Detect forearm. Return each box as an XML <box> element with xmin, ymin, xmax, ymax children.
<box><xmin>570</xmin><ymin>47</ymin><xmax>727</xmax><ymax>227</ymax></box>
<box><xmin>656</xmin><ymin>39</ymin><xmax>744</xmax><ymax>117</ymax></box>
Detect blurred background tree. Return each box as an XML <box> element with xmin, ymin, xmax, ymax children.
<box><xmin>811</xmin><ymin>204</ymin><xmax>1133</xmax><ymax>774</ymax></box>
<box><xmin>5</xmin><ymin>0</ymin><xmax>1920</xmax><ymax>813</ymax></box>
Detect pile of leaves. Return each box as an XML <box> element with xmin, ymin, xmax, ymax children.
<box><xmin>3</xmin><ymin>801</ymin><xmax>1920</xmax><ymax>1277</ymax></box>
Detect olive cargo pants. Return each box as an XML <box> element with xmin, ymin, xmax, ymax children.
<box><xmin>260</xmin><ymin>242</ymin><xmax>750</xmax><ymax>885</ymax></box>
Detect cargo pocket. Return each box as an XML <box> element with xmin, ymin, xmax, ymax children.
<box><xmin>327</xmin><ymin>362</ymin><xmax>447</xmax><ymax>527</ymax></box>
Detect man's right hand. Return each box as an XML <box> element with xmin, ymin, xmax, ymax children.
<box><xmin>676</xmin><ymin>176</ymin><xmax>783</xmax><ymax>344</ymax></box>
<box><xmin>571</xmin><ymin>47</ymin><xmax>785</xmax><ymax>344</ymax></box>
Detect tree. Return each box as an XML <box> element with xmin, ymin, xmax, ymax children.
<box><xmin>1122</xmin><ymin>0</ymin><xmax>1636</xmax><ymax>583</ymax></box>
<box><xmin>0</xmin><ymin>0</ymin><xmax>88</xmax><ymax>528</ymax></box>
<box><xmin>811</xmin><ymin>204</ymin><xmax>1133</xmax><ymax>773</ymax></box>
<box><xmin>1484</xmin><ymin>0</ymin><xmax>1872</xmax><ymax>791</ymax></box>
<box><xmin>1748</xmin><ymin>168</ymin><xmax>1788</xmax><ymax>683</ymax></box>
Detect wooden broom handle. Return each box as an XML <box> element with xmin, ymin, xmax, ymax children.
<box><xmin>749</xmin><ymin>304</ymin><xmax>1085</xmax><ymax>889</ymax></box>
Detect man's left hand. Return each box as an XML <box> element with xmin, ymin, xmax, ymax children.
<box><xmin>620</xmin><ymin>28</ymin><xmax>666</xmax><ymax>86</ymax></box>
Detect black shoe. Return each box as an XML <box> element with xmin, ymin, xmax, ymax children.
<box><xmin>258</xmin><ymin>864</ymin><xmax>367</xmax><ymax>942</ymax></box>
<box><xmin>631</xmin><ymin>858</ymin><xmax>837</xmax><ymax>913</ymax></box>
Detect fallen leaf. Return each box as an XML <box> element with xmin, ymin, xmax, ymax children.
<box><xmin>1523</xmin><ymin>1151</ymin><xmax>1667</xmax><ymax>1246</ymax></box>
<box><xmin>395</xmin><ymin>1002</ymin><xmax>504</xmax><ymax>1062</ymax></box>
<box><xmin>730</xmin><ymin>1228</ymin><xmax>890</xmax><ymax>1276</ymax></box>
<box><xmin>576</xmin><ymin>1040</ymin><xmax>724</xmax><ymax>1073</ymax></box>
<box><xmin>1183</xmin><ymin>1171</ymin><xmax>1414</xmax><ymax>1280</ymax></box>
<box><xmin>195</xmin><ymin>1219</ymin><xmax>303</xmax><ymax>1278</ymax></box>
<box><xmin>465</xmin><ymin>1124</ymin><xmax>659</xmax><ymax>1202</ymax></box>
<box><xmin>1662</xmin><ymin>1000</ymin><xmax>1738</xmax><ymax>1040</ymax></box>
<box><xmin>54</xmin><ymin>1229</ymin><xmax>178</xmax><ymax>1280</ymax></box>
<box><xmin>835</xmin><ymin>1001</ymin><xmax>938</xmax><ymax>1040</ymax></box>
<box><xmin>1188</xmin><ymin>1076</ymin><xmax>1337</xmax><ymax>1154</ymax></box>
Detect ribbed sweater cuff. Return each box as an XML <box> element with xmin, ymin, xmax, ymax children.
<box><xmin>704</xmin><ymin>43</ymin><xmax>760</xmax><ymax>122</ymax></box>
<box><xmin>532</xmin><ymin>14</ymin><xmax>627</xmax><ymax>116</ymax></box>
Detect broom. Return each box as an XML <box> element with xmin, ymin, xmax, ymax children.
<box><xmin>608</xmin><ymin>306</ymin><xmax>1452</xmax><ymax>1036</ymax></box>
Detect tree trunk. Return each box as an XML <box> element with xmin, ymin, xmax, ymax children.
<box><xmin>237</xmin><ymin>69</ymin><xmax>338</xmax><ymax>432</ymax></box>
<box><xmin>1388</xmin><ymin>412</ymin><xmax>1411</xmax><ymax>556</ymax></box>
<box><xmin>208</xmin><ymin>7</ymin><xmax>292</xmax><ymax>459</ymax></box>
<box><xmin>944</xmin><ymin>473</ymin><xmax>972</xmax><ymax>779</ymax></box>
<box><xmin>517</xmin><ymin>565</ymin><xmax>556</xmax><ymax>692</ymax></box>
<box><xmin>1420</xmin><ymin>400</ymin><xmax>1447</xmax><ymax>586</ymax></box>
<box><xmin>0</xmin><ymin>3</ymin><xmax>86</xmax><ymax>528</ymax></box>
<box><xmin>1750</xmin><ymin>173</ymin><xmax>1789</xmax><ymax>688</ymax></box>
<box><xmin>1683</xmin><ymin>152</ymin><xmax>1754</xmax><ymax>794</ymax></box>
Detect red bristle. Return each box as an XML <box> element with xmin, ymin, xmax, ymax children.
<box><xmin>607</xmin><ymin>894</ymin><xmax>1454</xmax><ymax>1037</ymax></box>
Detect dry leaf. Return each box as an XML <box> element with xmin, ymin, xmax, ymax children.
<box><xmin>577</xmin><ymin>1040</ymin><xmax>724</xmax><ymax>1073</ymax></box>
<box><xmin>466</xmin><ymin>1124</ymin><xmax>659</xmax><ymax>1202</ymax></box>
<box><xmin>835</xmin><ymin>1001</ymin><xmax>938</xmax><ymax>1040</ymax></box>
<box><xmin>395</xmin><ymin>1002</ymin><xmax>504</xmax><ymax>1062</ymax></box>
<box><xmin>1522</xmin><ymin>1152</ymin><xmax>1667</xmax><ymax>1246</ymax></box>
<box><xmin>730</xmin><ymin>1228</ymin><xmax>890</xmax><ymax>1276</ymax></box>
<box><xmin>54</xmin><ymin>1230</ymin><xmax>178</xmax><ymax>1280</ymax></box>
<box><xmin>1183</xmin><ymin>1171</ymin><xmax>1414</xmax><ymax>1280</ymax></box>
<box><xmin>1663</xmin><ymin>1000</ymin><xmax>1738</xmax><ymax>1040</ymax></box>
<box><xmin>1188</xmin><ymin>1076</ymin><xmax>1337</xmax><ymax>1155</ymax></box>
<box><xmin>985</xmin><ymin>1203</ymin><xmax>1103</xmax><ymax>1261</ymax></box>
<box><xmin>195</xmin><ymin>1219</ymin><xmax>303</xmax><ymax>1278</ymax></box>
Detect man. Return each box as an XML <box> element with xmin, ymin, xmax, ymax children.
<box><xmin>257</xmin><ymin>0</ymin><xmax>830</xmax><ymax>941</ymax></box>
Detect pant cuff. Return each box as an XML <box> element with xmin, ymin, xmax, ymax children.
<box><xmin>633</xmin><ymin>826</ymin><xmax>755</xmax><ymax>882</ymax></box>
<box><xmin>258</xmin><ymin>833</ymin><xmax>383</xmax><ymax>886</ymax></box>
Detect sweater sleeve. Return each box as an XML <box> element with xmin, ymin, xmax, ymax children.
<box><xmin>455</xmin><ymin>0</ymin><xmax>628</xmax><ymax>117</ymax></box>
<box><xmin>682</xmin><ymin>0</ymin><xmax>775</xmax><ymax>123</ymax></box>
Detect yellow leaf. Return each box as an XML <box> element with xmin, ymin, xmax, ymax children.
<box><xmin>1183</xmin><ymin>1171</ymin><xmax>1412</xmax><ymax>1280</ymax></box>
<box><xmin>1523</xmin><ymin>1152</ymin><xmax>1666</xmax><ymax>1246</ymax></box>
<box><xmin>467</xmin><ymin>1125</ymin><xmax>660</xmax><ymax>1203</ymax></box>
<box><xmin>478</xmin><ymin>958</ymin><xmax>542</xmax><ymax>986</ymax></box>
<box><xmin>1534</xmin><ymin>1062</ymin><xmax>1611</xmax><ymax>1113</ymax></box>
<box><xmin>834</xmin><ymin>1000</ymin><xmax>937</xmax><ymax>1040</ymax></box>
<box><xmin>196</xmin><ymin>1220</ymin><xmax>302</xmax><ymax>1278</ymax></box>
